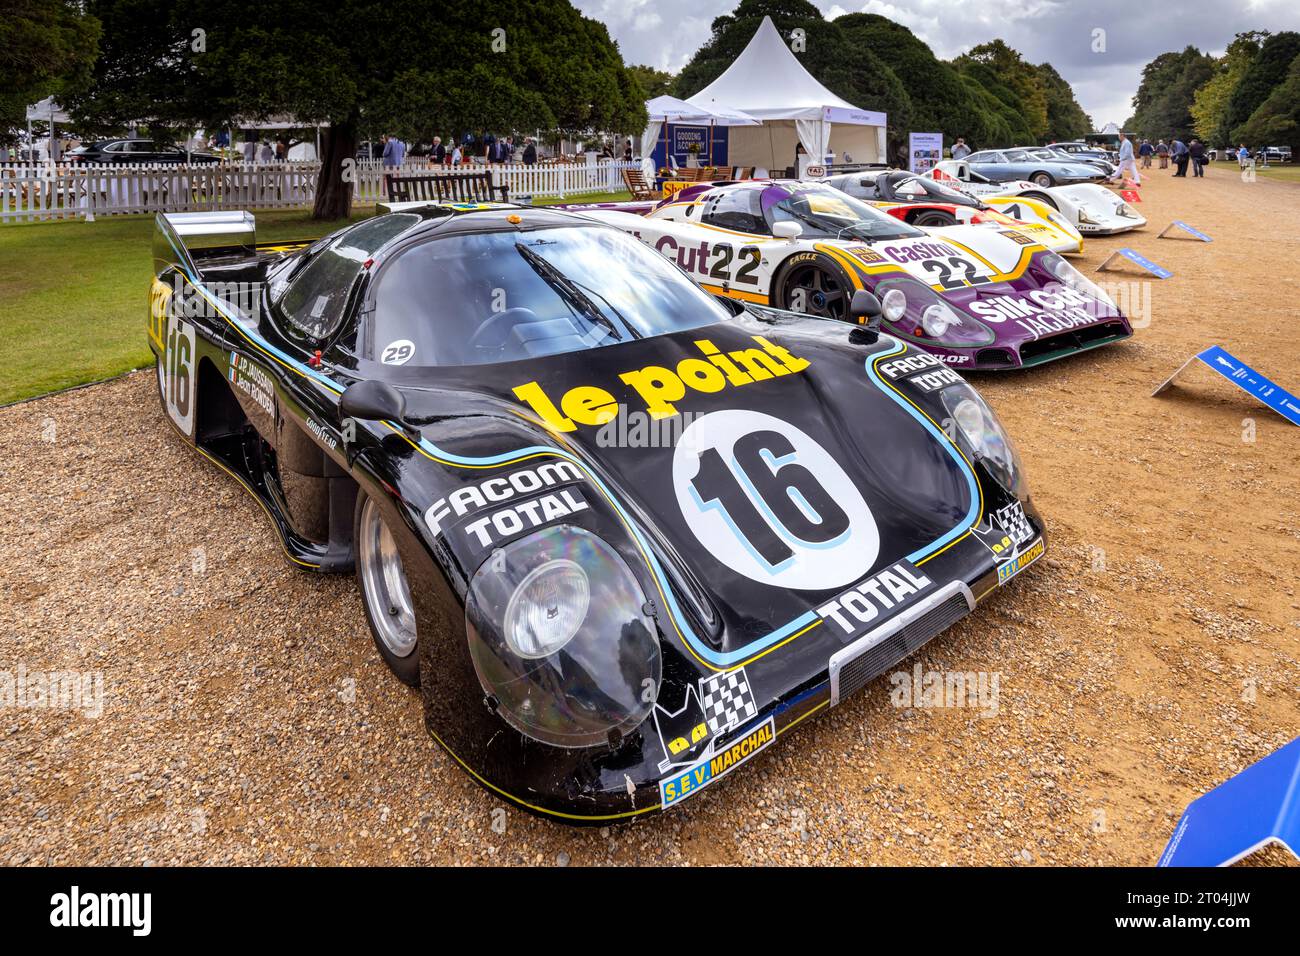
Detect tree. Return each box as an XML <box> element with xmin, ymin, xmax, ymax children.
<box><xmin>63</xmin><ymin>0</ymin><xmax>200</xmax><ymax>140</ymax></box>
<box><xmin>1221</xmin><ymin>31</ymin><xmax>1300</xmax><ymax>139</ymax></box>
<box><xmin>0</xmin><ymin>0</ymin><xmax>100</xmax><ymax>146</ymax></box>
<box><xmin>1191</xmin><ymin>31</ymin><xmax>1267</xmax><ymax>146</ymax></box>
<box><xmin>1126</xmin><ymin>47</ymin><xmax>1215</xmax><ymax>141</ymax></box>
<box><xmin>954</xmin><ymin>40</ymin><xmax>1049</xmax><ymax>142</ymax></box>
<box><xmin>1234</xmin><ymin>51</ymin><xmax>1300</xmax><ymax>150</ymax></box>
<box><xmin>1037</xmin><ymin>63</ymin><xmax>1092</xmax><ymax>142</ymax></box>
<box><xmin>67</xmin><ymin>0</ymin><xmax>646</xmax><ymax>219</ymax></box>
<box><xmin>628</xmin><ymin>65</ymin><xmax>675</xmax><ymax>101</ymax></box>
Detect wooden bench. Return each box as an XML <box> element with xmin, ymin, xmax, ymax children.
<box><xmin>621</xmin><ymin>166</ymin><xmax>658</xmax><ymax>200</ymax></box>
<box><xmin>385</xmin><ymin>170</ymin><xmax>509</xmax><ymax>204</ymax></box>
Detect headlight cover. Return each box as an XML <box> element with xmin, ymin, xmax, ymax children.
<box><xmin>466</xmin><ymin>525</ymin><xmax>661</xmax><ymax>749</ymax></box>
<box><xmin>1040</xmin><ymin>251</ymin><xmax>1113</xmax><ymax>308</ymax></box>
<box><xmin>881</xmin><ymin>288</ymin><xmax>907</xmax><ymax>322</ymax></box>
<box><xmin>873</xmin><ymin>276</ymin><xmax>994</xmax><ymax>346</ymax></box>
<box><xmin>940</xmin><ymin>384</ymin><xmax>1026</xmax><ymax>497</ymax></box>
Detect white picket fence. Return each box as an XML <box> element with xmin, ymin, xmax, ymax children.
<box><xmin>0</xmin><ymin>159</ymin><xmax>639</xmax><ymax>222</ymax></box>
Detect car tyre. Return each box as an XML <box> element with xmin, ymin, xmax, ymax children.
<box><xmin>775</xmin><ymin>253</ymin><xmax>852</xmax><ymax>321</ymax></box>
<box><xmin>355</xmin><ymin>490</ymin><xmax>420</xmax><ymax>686</ymax></box>
<box><xmin>1030</xmin><ymin>172</ymin><xmax>1055</xmax><ymax>187</ymax></box>
<box><xmin>1019</xmin><ymin>191</ymin><xmax>1057</xmax><ymax>210</ymax></box>
<box><xmin>911</xmin><ymin>209</ymin><xmax>957</xmax><ymax>227</ymax></box>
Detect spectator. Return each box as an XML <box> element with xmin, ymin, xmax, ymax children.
<box><xmin>1139</xmin><ymin>139</ymin><xmax>1154</xmax><ymax>168</ymax></box>
<box><xmin>1237</xmin><ymin>143</ymin><xmax>1250</xmax><ymax>169</ymax></box>
<box><xmin>381</xmin><ymin>133</ymin><xmax>406</xmax><ymax>169</ymax></box>
<box><xmin>243</xmin><ymin>136</ymin><xmax>256</xmax><ymax>163</ymax></box>
<box><xmin>431</xmin><ymin>136</ymin><xmax>445</xmax><ymax>165</ymax></box>
<box><xmin>522</xmin><ymin>137</ymin><xmax>537</xmax><ymax>166</ymax></box>
<box><xmin>275</xmin><ymin>139</ymin><xmax>286</xmax><ymax>161</ymax></box>
<box><xmin>1189</xmin><ymin>139</ymin><xmax>1205</xmax><ymax>178</ymax></box>
<box><xmin>1155</xmin><ymin>139</ymin><xmax>1169</xmax><ymax>169</ymax></box>
<box><xmin>623</xmin><ymin>140</ymin><xmax>633</xmax><ymax>162</ymax></box>
<box><xmin>450</xmin><ymin>141</ymin><xmax>463</xmax><ymax>166</ymax></box>
<box><xmin>257</xmin><ymin>139</ymin><xmax>274</xmax><ymax>163</ymax></box>
<box><xmin>1171</xmin><ymin>137</ymin><xmax>1189</xmax><ymax>177</ymax></box>
<box><xmin>1115</xmin><ymin>132</ymin><xmax>1140</xmax><ymax>185</ymax></box>
<box><xmin>951</xmin><ymin>137</ymin><xmax>971</xmax><ymax>161</ymax></box>
<box><xmin>493</xmin><ymin>135</ymin><xmax>513</xmax><ymax>163</ymax></box>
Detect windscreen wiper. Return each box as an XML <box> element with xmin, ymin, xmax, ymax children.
<box><xmin>515</xmin><ymin>242</ymin><xmax>621</xmax><ymax>341</ymax></box>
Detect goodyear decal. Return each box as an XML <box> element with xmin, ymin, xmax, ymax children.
<box><xmin>659</xmin><ymin>716</ymin><xmax>775</xmax><ymax>808</ymax></box>
<box><xmin>997</xmin><ymin>537</ymin><xmax>1045</xmax><ymax>585</ymax></box>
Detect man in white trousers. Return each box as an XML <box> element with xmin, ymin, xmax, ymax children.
<box><xmin>1115</xmin><ymin>131</ymin><xmax>1140</xmax><ymax>186</ymax></box>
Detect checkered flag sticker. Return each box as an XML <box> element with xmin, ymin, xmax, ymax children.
<box><xmin>700</xmin><ymin>668</ymin><xmax>758</xmax><ymax>736</ymax></box>
<box><xmin>995</xmin><ymin>502</ymin><xmax>1034</xmax><ymax>548</ymax></box>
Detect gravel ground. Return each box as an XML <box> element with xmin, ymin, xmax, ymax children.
<box><xmin>1</xmin><ymin>166</ymin><xmax>1298</xmax><ymax>866</ymax></box>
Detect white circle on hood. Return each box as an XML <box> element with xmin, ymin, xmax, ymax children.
<box><xmin>673</xmin><ymin>409</ymin><xmax>879</xmax><ymax>590</ymax></box>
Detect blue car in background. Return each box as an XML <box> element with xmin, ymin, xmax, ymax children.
<box><xmin>962</xmin><ymin>148</ymin><xmax>1107</xmax><ymax>187</ymax></box>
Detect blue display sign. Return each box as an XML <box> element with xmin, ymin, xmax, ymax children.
<box><xmin>1198</xmin><ymin>345</ymin><xmax>1300</xmax><ymax>426</ymax></box>
<box><xmin>1096</xmin><ymin>247</ymin><xmax>1174</xmax><ymax>279</ymax></box>
<box><xmin>1161</xmin><ymin>220</ymin><xmax>1213</xmax><ymax>242</ymax></box>
<box><xmin>1159</xmin><ymin>737</ymin><xmax>1300</xmax><ymax>866</ymax></box>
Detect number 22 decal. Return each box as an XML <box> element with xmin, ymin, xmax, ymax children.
<box><xmin>921</xmin><ymin>256</ymin><xmax>991</xmax><ymax>290</ymax></box>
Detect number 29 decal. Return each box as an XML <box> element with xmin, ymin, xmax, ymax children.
<box><xmin>672</xmin><ymin>410</ymin><xmax>879</xmax><ymax>590</ymax></box>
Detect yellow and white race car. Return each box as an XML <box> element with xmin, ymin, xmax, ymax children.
<box><xmin>825</xmin><ymin>169</ymin><xmax>1084</xmax><ymax>255</ymax></box>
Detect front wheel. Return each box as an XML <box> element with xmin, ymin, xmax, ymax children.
<box><xmin>777</xmin><ymin>255</ymin><xmax>850</xmax><ymax>321</ymax></box>
<box><xmin>355</xmin><ymin>492</ymin><xmax>420</xmax><ymax>686</ymax></box>
<box><xmin>1030</xmin><ymin>172</ymin><xmax>1055</xmax><ymax>187</ymax></box>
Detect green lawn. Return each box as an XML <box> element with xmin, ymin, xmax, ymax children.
<box><xmin>0</xmin><ymin>189</ymin><xmax>630</xmax><ymax>405</ymax></box>
<box><xmin>1252</xmin><ymin>164</ymin><xmax>1300</xmax><ymax>182</ymax></box>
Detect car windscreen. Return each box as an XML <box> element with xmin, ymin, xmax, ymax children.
<box><xmin>882</xmin><ymin>173</ymin><xmax>977</xmax><ymax>205</ymax></box>
<box><xmin>762</xmin><ymin>184</ymin><xmax>923</xmax><ymax>241</ymax></box>
<box><xmin>367</xmin><ymin>225</ymin><xmax>729</xmax><ymax>367</ymax></box>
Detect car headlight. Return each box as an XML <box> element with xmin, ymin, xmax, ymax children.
<box><xmin>922</xmin><ymin>302</ymin><xmax>958</xmax><ymax>337</ymax></box>
<box><xmin>503</xmin><ymin>558</ymin><xmax>589</xmax><ymax>658</ymax></box>
<box><xmin>881</xmin><ymin>288</ymin><xmax>907</xmax><ymax>322</ymax></box>
<box><xmin>1116</xmin><ymin>202</ymin><xmax>1137</xmax><ymax>218</ymax></box>
<box><xmin>940</xmin><ymin>384</ymin><xmax>1026</xmax><ymax>497</ymax></box>
<box><xmin>466</xmin><ymin>525</ymin><xmax>661</xmax><ymax>748</ymax></box>
<box><xmin>1076</xmin><ymin>208</ymin><xmax>1098</xmax><ymax>225</ymax></box>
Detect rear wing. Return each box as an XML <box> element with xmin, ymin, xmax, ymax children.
<box><xmin>152</xmin><ymin>211</ymin><xmax>256</xmax><ymax>279</ymax></box>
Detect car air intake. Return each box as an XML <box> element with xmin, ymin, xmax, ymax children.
<box><xmin>828</xmin><ymin>581</ymin><xmax>975</xmax><ymax>707</ymax></box>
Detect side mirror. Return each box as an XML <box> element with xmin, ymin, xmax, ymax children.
<box><xmin>849</xmin><ymin>289</ymin><xmax>883</xmax><ymax>329</ymax></box>
<box><xmin>340</xmin><ymin>380</ymin><xmax>419</xmax><ymax>439</ymax></box>
<box><xmin>772</xmin><ymin>220</ymin><xmax>803</xmax><ymax>240</ymax></box>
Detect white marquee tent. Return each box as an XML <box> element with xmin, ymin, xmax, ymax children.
<box><xmin>687</xmin><ymin>15</ymin><xmax>887</xmax><ymax>173</ymax></box>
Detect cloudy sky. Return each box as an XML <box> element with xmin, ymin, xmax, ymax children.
<box><xmin>575</xmin><ymin>0</ymin><xmax>1300</xmax><ymax>128</ymax></box>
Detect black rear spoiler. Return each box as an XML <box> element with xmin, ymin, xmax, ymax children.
<box><xmin>152</xmin><ymin>211</ymin><xmax>256</xmax><ymax>279</ymax></box>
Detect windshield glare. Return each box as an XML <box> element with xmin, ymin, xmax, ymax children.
<box><xmin>369</xmin><ymin>226</ymin><xmax>728</xmax><ymax>367</ymax></box>
<box><xmin>765</xmin><ymin>184</ymin><xmax>922</xmax><ymax>241</ymax></box>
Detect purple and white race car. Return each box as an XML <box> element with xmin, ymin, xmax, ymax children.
<box><xmin>580</xmin><ymin>180</ymin><xmax>1132</xmax><ymax>371</ymax></box>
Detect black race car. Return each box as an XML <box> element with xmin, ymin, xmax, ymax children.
<box><xmin>149</xmin><ymin>201</ymin><xmax>1046</xmax><ymax>823</ymax></box>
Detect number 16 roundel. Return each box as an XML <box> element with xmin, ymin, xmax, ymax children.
<box><xmin>672</xmin><ymin>409</ymin><xmax>879</xmax><ymax>590</ymax></box>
